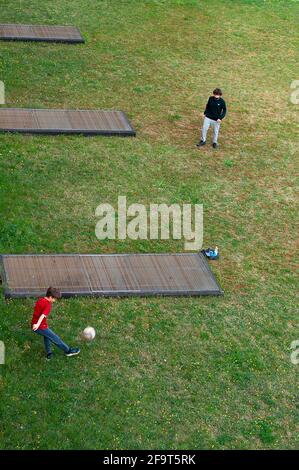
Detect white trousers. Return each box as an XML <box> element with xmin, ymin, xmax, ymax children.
<box><xmin>201</xmin><ymin>117</ymin><xmax>220</xmax><ymax>143</ymax></box>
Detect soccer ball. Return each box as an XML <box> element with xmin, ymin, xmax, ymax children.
<box><xmin>82</xmin><ymin>326</ymin><xmax>96</xmax><ymax>341</ymax></box>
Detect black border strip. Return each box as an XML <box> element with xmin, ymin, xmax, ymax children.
<box><xmin>0</xmin><ymin>37</ymin><xmax>84</xmax><ymax>43</ymax></box>
<box><xmin>0</xmin><ymin>129</ymin><xmax>136</xmax><ymax>136</ymax></box>
<box><xmin>197</xmin><ymin>252</ymin><xmax>223</xmax><ymax>295</ymax></box>
<box><xmin>0</xmin><ymin>449</ymin><xmax>292</xmax><ymax>466</ymax></box>
<box><xmin>0</xmin><ymin>254</ymin><xmax>9</xmax><ymax>298</ymax></box>
<box><xmin>4</xmin><ymin>289</ymin><xmax>223</xmax><ymax>299</ymax></box>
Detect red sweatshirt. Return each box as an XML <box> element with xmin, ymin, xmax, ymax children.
<box><xmin>31</xmin><ymin>298</ymin><xmax>52</xmax><ymax>330</ymax></box>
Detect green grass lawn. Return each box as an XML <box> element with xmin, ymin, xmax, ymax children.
<box><xmin>0</xmin><ymin>0</ymin><xmax>298</xmax><ymax>450</ymax></box>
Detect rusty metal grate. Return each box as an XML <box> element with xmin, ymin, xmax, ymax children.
<box><xmin>0</xmin><ymin>108</ymin><xmax>136</xmax><ymax>136</ymax></box>
<box><xmin>0</xmin><ymin>24</ymin><xmax>84</xmax><ymax>43</ymax></box>
<box><xmin>0</xmin><ymin>253</ymin><xmax>223</xmax><ymax>298</ymax></box>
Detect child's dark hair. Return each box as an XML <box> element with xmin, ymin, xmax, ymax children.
<box><xmin>213</xmin><ymin>88</ymin><xmax>222</xmax><ymax>96</ymax></box>
<box><xmin>46</xmin><ymin>287</ymin><xmax>61</xmax><ymax>299</ymax></box>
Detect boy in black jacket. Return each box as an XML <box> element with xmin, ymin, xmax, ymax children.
<box><xmin>197</xmin><ymin>88</ymin><xmax>227</xmax><ymax>148</ymax></box>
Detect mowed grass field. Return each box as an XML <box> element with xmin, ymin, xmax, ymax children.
<box><xmin>0</xmin><ymin>0</ymin><xmax>298</xmax><ymax>450</ymax></box>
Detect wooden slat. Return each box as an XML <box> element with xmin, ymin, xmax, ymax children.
<box><xmin>35</xmin><ymin>110</ymin><xmax>72</xmax><ymax>130</ymax></box>
<box><xmin>1</xmin><ymin>255</ymin><xmax>91</xmax><ymax>295</ymax></box>
<box><xmin>0</xmin><ymin>24</ymin><xmax>84</xmax><ymax>43</ymax></box>
<box><xmin>0</xmin><ymin>108</ymin><xmax>136</xmax><ymax>136</ymax></box>
<box><xmin>0</xmin><ymin>254</ymin><xmax>223</xmax><ymax>298</ymax></box>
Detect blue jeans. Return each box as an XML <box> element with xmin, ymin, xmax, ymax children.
<box><xmin>34</xmin><ymin>328</ymin><xmax>70</xmax><ymax>355</ymax></box>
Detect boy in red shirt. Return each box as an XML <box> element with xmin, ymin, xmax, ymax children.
<box><xmin>32</xmin><ymin>287</ymin><xmax>80</xmax><ymax>360</ymax></box>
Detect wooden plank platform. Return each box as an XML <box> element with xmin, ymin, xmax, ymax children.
<box><xmin>0</xmin><ymin>253</ymin><xmax>223</xmax><ymax>298</ymax></box>
<box><xmin>0</xmin><ymin>109</ymin><xmax>136</xmax><ymax>136</ymax></box>
<box><xmin>0</xmin><ymin>24</ymin><xmax>84</xmax><ymax>43</ymax></box>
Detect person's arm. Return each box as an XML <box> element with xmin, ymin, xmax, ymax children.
<box><xmin>203</xmin><ymin>97</ymin><xmax>211</xmax><ymax>116</ymax></box>
<box><xmin>32</xmin><ymin>314</ymin><xmax>46</xmax><ymax>331</ymax></box>
<box><xmin>220</xmin><ymin>100</ymin><xmax>227</xmax><ymax>120</ymax></box>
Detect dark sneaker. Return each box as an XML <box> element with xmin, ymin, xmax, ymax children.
<box><xmin>46</xmin><ymin>353</ymin><xmax>53</xmax><ymax>360</ymax></box>
<box><xmin>212</xmin><ymin>143</ymin><xmax>218</xmax><ymax>148</ymax></box>
<box><xmin>196</xmin><ymin>140</ymin><xmax>206</xmax><ymax>147</ymax></box>
<box><xmin>66</xmin><ymin>348</ymin><xmax>80</xmax><ymax>357</ymax></box>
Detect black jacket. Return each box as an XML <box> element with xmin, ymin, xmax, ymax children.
<box><xmin>204</xmin><ymin>96</ymin><xmax>227</xmax><ymax>121</ymax></box>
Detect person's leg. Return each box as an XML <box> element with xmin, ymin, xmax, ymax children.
<box><xmin>34</xmin><ymin>329</ymin><xmax>53</xmax><ymax>356</ymax></box>
<box><xmin>35</xmin><ymin>328</ymin><xmax>70</xmax><ymax>354</ymax></box>
<box><xmin>201</xmin><ymin>117</ymin><xmax>211</xmax><ymax>142</ymax></box>
<box><xmin>43</xmin><ymin>336</ymin><xmax>52</xmax><ymax>355</ymax></box>
<box><xmin>212</xmin><ymin>120</ymin><xmax>221</xmax><ymax>144</ymax></box>
<box><xmin>46</xmin><ymin>328</ymin><xmax>70</xmax><ymax>353</ymax></box>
